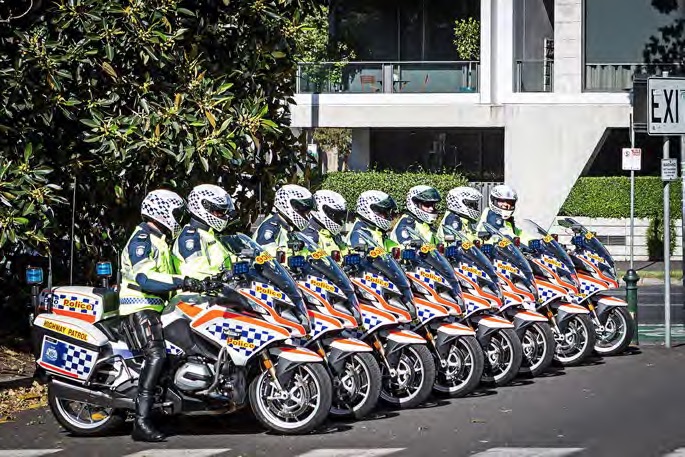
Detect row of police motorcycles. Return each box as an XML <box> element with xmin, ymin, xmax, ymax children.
<box><xmin>25</xmin><ymin>216</ymin><xmax>634</xmax><ymax>436</ymax></box>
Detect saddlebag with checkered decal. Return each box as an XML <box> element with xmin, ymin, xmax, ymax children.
<box><xmin>32</xmin><ymin>314</ymin><xmax>110</xmax><ymax>383</ymax></box>
<box><xmin>38</xmin><ymin>286</ymin><xmax>119</xmax><ymax>324</ymax></box>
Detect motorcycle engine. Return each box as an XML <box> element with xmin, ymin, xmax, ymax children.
<box><xmin>174</xmin><ymin>359</ymin><xmax>214</xmax><ymax>392</ymax></box>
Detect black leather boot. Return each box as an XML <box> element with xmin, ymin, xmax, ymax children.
<box><xmin>131</xmin><ymin>393</ymin><xmax>166</xmax><ymax>442</ymax></box>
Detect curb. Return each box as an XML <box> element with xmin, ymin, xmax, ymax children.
<box><xmin>0</xmin><ymin>374</ymin><xmax>35</xmax><ymax>391</ymax></box>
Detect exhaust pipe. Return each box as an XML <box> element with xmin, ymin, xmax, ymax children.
<box><xmin>51</xmin><ymin>379</ymin><xmax>134</xmax><ymax>410</ymax></box>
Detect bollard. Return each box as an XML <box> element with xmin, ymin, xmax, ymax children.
<box><xmin>624</xmin><ymin>268</ymin><xmax>640</xmax><ymax>345</ymax></box>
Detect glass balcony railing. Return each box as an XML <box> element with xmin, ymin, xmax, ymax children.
<box><xmin>296</xmin><ymin>61</ymin><xmax>479</xmax><ymax>94</ymax></box>
<box><xmin>584</xmin><ymin>63</ymin><xmax>684</xmax><ymax>92</ymax></box>
<box><xmin>515</xmin><ymin>60</ymin><xmax>554</xmax><ymax>92</ymax></box>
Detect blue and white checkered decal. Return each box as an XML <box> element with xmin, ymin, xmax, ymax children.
<box><xmin>165</xmin><ymin>341</ymin><xmax>184</xmax><ymax>356</ymax></box>
<box><xmin>205</xmin><ymin>321</ymin><xmax>276</xmax><ymax>357</ymax></box>
<box><xmin>120</xmin><ymin>297</ymin><xmax>164</xmax><ymax>307</ymax></box>
<box><xmin>303</xmin><ymin>275</ymin><xmax>341</xmax><ymax>299</ymax></box>
<box><xmin>309</xmin><ymin>312</ymin><xmax>335</xmax><ymax>338</ymax></box>
<box><xmin>416</xmin><ymin>302</ymin><xmax>438</xmax><ymax>322</ymax></box>
<box><xmin>409</xmin><ymin>267</ymin><xmax>445</xmax><ymax>290</ymax></box>
<box><xmin>40</xmin><ymin>336</ymin><xmax>97</xmax><ymax>380</ymax></box>
<box><xmin>359</xmin><ymin>273</ymin><xmax>396</xmax><ymax>293</ymax></box>
<box><xmin>537</xmin><ymin>283</ymin><xmax>564</xmax><ymax>303</ymax></box>
<box><xmin>540</xmin><ymin>255</ymin><xmax>570</xmax><ymax>273</ymax></box>
<box><xmin>493</xmin><ymin>260</ymin><xmax>520</xmax><ymax>279</ymax></box>
<box><xmin>52</xmin><ymin>294</ymin><xmax>99</xmax><ymax>317</ymax></box>
<box><xmin>571</xmin><ymin>276</ymin><xmax>603</xmax><ymax>304</ymax></box>
<box><xmin>360</xmin><ymin>307</ymin><xmax>387</xmax><ymax>332</ymax></box>
<box><xmin>244</xmin><ymin>282</ymin><xmax>291</xmax><ymax>305</ymax></box>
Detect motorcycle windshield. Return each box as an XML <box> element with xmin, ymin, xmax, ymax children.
<box><xmin>223</xmin><ymin>233</ymin><xmax>308</xmax><ymax>319</ymax></box>
<box><xmin>403</xmin><ymin>227</ymin><xmax>463</xmax><ymax>297</ymax></box>
<box><xmin>481</xmin><ymin>222</ymin><xmax>535</xmax><ymax>281</ymax></box>
<box><xmin>562</xmin><ymin>217</ymin><xmax>615</xmax><ymax>270</ymax></box>
<box><xmin>355</xmin><ymin>230</ymin><xmax>414</xmax><ymax>297</ymax></box>
<box><xmin>292</xmin><ymin>232</ymin><xmax>358</xmax><ymax>299</ymax></box>
<box><xmin>519</xmin><ymin>219</ymin><xmax>578</xmax><ymax>276</ymax></box>
<box><xmin>442</xmin><ymin>226</ymin><xmax>499</xmax><ymax>282</ymax></box>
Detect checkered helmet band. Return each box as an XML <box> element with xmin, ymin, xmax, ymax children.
<box><xmin>141</xmin><ymin>189</ymin><xmax>185</xmax><ymax>238</ymax></box>
<box><xmin>447</xmin><ymin>186</ymin><xmax>482</xmax><ymax>222</ymax></box>
<box><xmin>274</xmin><ymin>184</ymin><xmax>313</xmax><ymax>231</ymax></box>
<box><xmin>313</xmin><ymin>190</ymin><xmax>347</xmax><ymax>235</ymax></box>
<box><xmin>406</xmin><ymin>185</ymin><xmax>441</xmax><ymax>224</ymax></box>
<box><xmin>188</xmin><ymin>184</ymin><xmax>235</xmax><ymax>233</ymax></box>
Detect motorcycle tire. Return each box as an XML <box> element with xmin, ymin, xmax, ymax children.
<box><xmin>554</xmin><ymin>314</ymin><xmax>597</xmax><ymax>367</ymax></box>
<box><xmin>329</xmin><ymin>352</ymin><xmax>381</xmax><ymax>420</ymax></box>
<box><xmin>518</xmin><ymin>322</ymin><xmax>555</xmax><ymax>378</ymax></box>
<box><xmin>593</xmin><ymin>307</ymin><xmax>635</xmax><ymax>356</ymax></box>
<box><xmin>379</xmin><ymin>344</ymin><xmax>435</xmax><ymax>409</ymax></box>
<box><xmin>433</xmin><ymin>335</ymin><xmax>484</xmax><ymax>398</ymax></box>
<box><xmin>249</xmin><ymin>362</ymin><xmax>332</xmax><ymax>435</ymax></box>
<box><xmin>48</xmin><ymin>382</ymin><xmax>126</xmax><ymax>437</ymax></box>
<box><xmin>480</xmin><ymin>328</ymin><xmax>523</xmax><ymax>387</ymax></box>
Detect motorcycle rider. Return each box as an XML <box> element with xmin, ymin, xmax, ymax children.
<box><xmin>436</xmin><ymin>186</ymin><xmax>483</xmax><ymax>243</ymax></box>
<box><xmin>390</xmin><ymin>185</ymin><xmax>441</xmax><ymax>246</ymax></box>
<box><xmin>301</xmin><ymin>190</ymin><xmax>349</xmax><ymax>256</ymax></box>
<box><xmin>347</xmin><ymin>190</ymin><xmax>399</xmax><ymax>250</ymax></box>
<box><xmin>173</xmin><ymin>184</ymin><xmax>237</xmax><ymax>278</ymax></box>
<box><xmin>119</xmin><ymin>190</ymin><xmax>209</xmax><ymax>442</ymax></box>
<box><xmin>253</xmin><ymin>184</ymin><xmax>315</xmax><ymax>256</ymax></box>
<box><xmin>477</xmin><ymin>184</ymin><xmax>522</xmax><ymax>239</ymax></box>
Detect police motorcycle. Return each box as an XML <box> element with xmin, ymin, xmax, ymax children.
<box><xmin>27</xmin><ymin>233</ymin><xmax>332</xmax><ymax>436</ymax></box>
<box><xmin>556</xmin><ymin>217</ymin><xmax>635</xmax><ymax>355</ymax></box>
<box><xmin>278</xmin><ymin>231</ymin><xmax>382</xmax><ymax>420</ymax></box>
<box><xmin>388</xmin><ymin>228</ymin><xmax>485</xmax><ymax>397</ymax></box>
<box><xmin>441</xmin><ymin>226</ymin><xmax>553</xmax><ymax>378</ymax></box>
<box><xmin>342</xmin><ymin>230</ymin><xmax>436</xmax><ymax>409</ymax></box>
<box><xmin>481</xmin><ymin>222</ymin><xmax>597</xmax><ymax>366</ymax></box>
<box><xmin>399</xmin><ymin>227</ymin><xmax>523</xmax><ymax>387</ymax></box>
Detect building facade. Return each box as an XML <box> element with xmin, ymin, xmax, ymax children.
<box><xmin>290</xmin><ymin>0</ymin><xmax>685</xmax><ymax>228</ymax></box>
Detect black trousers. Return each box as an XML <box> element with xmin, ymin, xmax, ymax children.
<box><xmin>126</xmin><ymin>309</ymin><xmax>166</xmax><ymax>397</ymax></box>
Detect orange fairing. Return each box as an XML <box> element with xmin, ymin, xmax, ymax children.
<box><xmin>177</xmin><ymin>301</ymin><xmax>202</xmax><ymax>318</ymax></box>
<box><xmin>536</xmin><ymin>279</ymin><xmax>568</xmax><ymax>297</ymax></box>
<box><xmin>414</xmin><ymin>296</ymin><xmax>451</xmax><ymax>316</ymax></box>
<box><xmin>579</xmin><ymin>259</ymin><xmax>619</xmax><ymax>289</ymax></box>
<box><xmin>496</xmin><ymin>272</ymin><xmax>535</xmax><ymax>302</ymax></box>
<box><xmin>531</xmin><ymin>259</ymin><xmax>579</xmax><ymax>294</ymax></box>
<box><xmin>352</xmin><ymin>278</ymin><xmax>411</xmax><ymax>321</ymax></box>
<box><xmin>236</xmin><ymin>290</ymin><xmax>307</xmax><ymax>336</ymax></box>
<box><xmin>577</xmin><ymin>273</ymin><xmax>610</xmax><ymax>292</ymax></box>
<box><xmin>194</xmin><ymin>305</ymin><xmax>291</xmax><ymax>339</ymax></box>
<box><xmin>52</xmin><ymin>308</ymin><xmax>96</xmax><ymax>323</ymax></box>
<box><xmin>308</xmin><ymin>309</ymin><xmax>344</xmax><ymax>331</ymax></box>
<box><xmin>407</xmin><ymin>274</ymin><xmax>461</xmax><ymax>314</ymax></box>
<box><xmin>454</xmin><ymin>270</ymin><xmax>502</xmax><ymax>308</ymax></box>
<box><xmin>359</xmin><ymin>303</ymin><xmax>397</xmax><ymax>322</ymax></box>
<box><xmin>298</xmin><ymin>283</ymin><xmax>356</xmax><ymax>328</ymax></box>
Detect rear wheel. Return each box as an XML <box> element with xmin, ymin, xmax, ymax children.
<box><xmin>594</xmin><ymin>307</ymin><xmax>635</xmax><ymax>356</ymax></box>
<box><xmin>329</xmin><ymin>352</ymin><xmax>381</xmax><ymax>420</ymax></box>
<box><xmin>379</xmin><ymin>344</ymin><xmax>435</xmax><ymax>409</ymax></box>
<box><xmin>519</xmin><ymin>322</ymin><xmax>555</xmax><ymax>377</ymax></box>
<box><xmin>433</xmin><ymin>336</ymin><xmax>484</xmax><ymax>397</ymax></box>
<box><xmin>480</xmin><ymin>328</ymin><xmax>523</xmax><ymax>386</ymax></box>
<box><xmin>48</xmin><ymin>382</ymin><xmax>125</xmax><ymax>437</ymax></box>
<box><xmin>554</xmin><ymin>314</ymin><xmax>596</xmax><ymax>366</ymax></box>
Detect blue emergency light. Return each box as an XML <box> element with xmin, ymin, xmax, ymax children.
<box><xmin>96</xmin><ymin>261</ymin><xmax>113</xmax><ymax>277</ymax></box>
<box><xmin>26</xmin><ymin>266</ymin><xmax>44</xmax><ymax>285</ymax></box>
<box><xmin>233</xmin><ymin>261</ymin><xmax>250</xmax><ymax>275</ymax></box>
<box><xmin>344</xmin><ymin>254</ymin><xmax>361</xmax><ymax>266</ymax></box>
<box><xmin>480</xmin><ymin>244</ymin><xmax>493</xmax><ymax>257</ymax></box>
<box><xmin>571</xmin><ymin>235</ymin><xmax>585</xmax><ymax>247</ymax></box>
<box><xmin>529</xmin><ymin>239</ymin><xmax>542</xmax><ymax>251</ymax></box>
<box><xmin>445</xmin><ymin>245</ymin><xmax>458</xmax><ymax>258</ymax></box>
<box><xmin>401</xmin><ymin>249</ymin><xmax>416</xmax><ymax>261</ymax></box>
<box><xmin>288</xmin><ymin>255</ymin><xmax>306</xmax><ymax>269</ymax></box>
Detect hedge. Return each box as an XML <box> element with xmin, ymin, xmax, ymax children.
<box><xmin>320</xmin><ymin>171</ymin><xmax>468</xmax><ymax>211</ymax></box>
<box><xmin>559</xmin><ymin>176</ymin><xmax>682</xmax><ymax>219</ymax></box>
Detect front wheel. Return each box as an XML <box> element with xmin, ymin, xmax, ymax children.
<box><xmin>249</xmin><ymin>362</ymin><xmax>332</xmax><ymax>435</ymax></box>
<box><xmin>519</xmin><ymin>322</ymin><xmax>555</xmax><ymax>377</ymax></box>
<box><xmin>48</xmin><ymin>382</ymin><xmax>125</xmax><ymax>437</ymax></box>
<box><xmin>379</xmin><ymin>344</ymin><xmax>435</xmax><ymax>409</ymax></box>
<box><xmin>480</xmin><ymin>328</ymin><xmax>523</xmax><ymax>386</ymax></box>
<box><xmin>594</xmin><ymin>307</ymin><xmax>635</xmax><ymax>356</ymax></box>
<box><xmin>554</xmin><ymin>314</ymin><xmax>596</xmax><ymax>366</ymax></box>
<box><xmin>329</xmin><ymin>352</ymin><xmax>381</xmax><ymax>420</ymax></box>
<box><xmin>433</xmin><ymin>336</ymin><xmax>484</xmax><ymax>398</ymax></box>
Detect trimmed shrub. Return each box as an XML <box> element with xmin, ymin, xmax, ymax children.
<box><xmin>320</xmin><ymin>171</ymin><xmax>468</xmax><ymax>211</ymax></box>
<box><xmin>560</xmin><ymin>176</ymin><xmax>681</xmax><ymax>218</ymax></box>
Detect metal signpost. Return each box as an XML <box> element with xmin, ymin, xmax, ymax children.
<box><xmin>647</xmin><ymin>76</ymin><xmax>685</xmax><ymax>348</ymax></box>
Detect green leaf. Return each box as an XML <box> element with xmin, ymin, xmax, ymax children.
<box><xmin>105</xmin><ymin>43</ymin><xmax>114</xmax><ymax>61</ymax></box>
<box><xmin>177</xmin><ymin>8</ymin><xmax>195</xmax><ymax>16</ymax></box>
<box><xmin>199</xmin><ymin>155</ymin><xmax>209</xmax><ymax>172</ymax></box>
<box><xmin>80</xmin><ymin>118</ymin><xmax>100</xmax><ymax>128</ymax></box>
<box><xmin>102</xmin><ymin>62</ymin><xmax>118</xmax><ymax>79</ymax></box>
<box><xmin>23</xmin><ymin>143</ymin><xmax>32</xmax><ymax>161</ymax></box>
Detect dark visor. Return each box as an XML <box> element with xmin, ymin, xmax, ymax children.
<box><xmin>323</xmin><ymin>206</ymin><xmax>347</xmax><ymax>224</ymax></box>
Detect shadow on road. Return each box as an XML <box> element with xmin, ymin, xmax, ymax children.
<box><xmin>333</xmin><ymin>410</ymin><xmax>400</xmax><ymax>425</ymax></box>
<box><xmin>496</xmin><ymin>379</ymin><xmax>535</xmax><ymax>388</ymax></box>
<box><xmin>466</xmin><ymin>388</ymin><xmax>498</xmax><ymax>398</ymax></box>
<box><xmin>413</xmin><ymin>399</ymin><xmax>451</xmax><ymax>410</ymax></box>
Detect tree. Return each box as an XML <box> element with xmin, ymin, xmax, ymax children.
<box><xmin>0</xmin><ymin>0</ymin><xmax>319</xmax><ymax>337</ymax></box>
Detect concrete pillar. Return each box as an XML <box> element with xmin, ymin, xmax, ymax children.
<box><xmin>348</xmin><ymin>128</ymin><xmax>371</xmax><ymax>171</ymax></box>
<box><xmin>554</xmin><ymin>0</ymin><xmax>583</xmax><ymax>93</ymax></box>
<box><xmin>479</xmin><ymin>0</ymin><xmax>493</xmax><ymax>104</ymax></box>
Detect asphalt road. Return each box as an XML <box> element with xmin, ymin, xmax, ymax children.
<box><xmin>2</xmin><ymin>346</ymin><xmax>685</xmax><ymax>457</ymax></box>
<box><xmin>607</xmin><ymin>284</ymin><xmax>685</xmax><ymax>325</ymax></box>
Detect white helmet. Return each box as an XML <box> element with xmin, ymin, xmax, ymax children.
<box><xmin>141</xmin><ymin>189</ymin><xmax>186</xmax><ymax>239</ymax></box>
<box><xmin>489</xmin><ymin>184</ymin><xmax>518</xmax><ymax>220</ymax></box>
<box><xmin>406</xmin><ymin>185</ymin><xmax>441</xmax><ymax>224</ymax></box>
<box><xmin>274</xmin><ymin>184</ymin><xmax>315</xmax><ymax>231</ymax></box>
<box><xmin>356</xmin><ymin>190</ymin><xmax>398</xmax><ymax>232</ymax></box>
<box><xmin>312</xmin><ymin>190</ymin><xmax>347</xmax><ymax>235</ymax></box>
<box><xmin>446</xmin><ymin>187</ymin><xmax>482</xmax><ymax>222</ymax></box>
<box><xmin>187</xmin><ymin>184</ymin><xmax>236</xmax><ymax>233</ymax></box>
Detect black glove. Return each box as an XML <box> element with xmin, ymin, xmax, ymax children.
<box><xmin>182</xmin><ymin>277</ymin><xmax>205</xmax><ymax>293</ymax></box>
<box><xmin>201</xmin><ymin>278</ymin><xmax>224</xmax><ymax>293</ymax></box>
